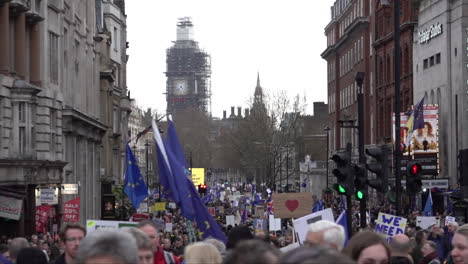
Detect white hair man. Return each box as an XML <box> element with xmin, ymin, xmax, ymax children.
<box><xmin>305</xmin><ymin>220</ymin><xmax>345</xmax><ymax>251</ymax></box>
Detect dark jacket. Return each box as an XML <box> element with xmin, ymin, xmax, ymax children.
<box><xmin>50</xmin><ymin>254</ymin><xmax>66</xmax><ymax>264</ymax></box>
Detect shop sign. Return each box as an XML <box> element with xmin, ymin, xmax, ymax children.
<box><xmin>419</xmin><ymin>22</ymin><xmax>443</xmax><ymax>44</ymax></box>
<box><xmin>61</xmin><ymin>184</ymin><xmax>78</xmax><ymax>195</ymax></box>
<box><xmin>39</xmin><ymin>188</ymin><xmax>58</xmax><ymax>205</ymax></box>
<box><xmin>0</xmin><ymin>195</ymin><xmax>23</xmax><ymax>220</ymax></box>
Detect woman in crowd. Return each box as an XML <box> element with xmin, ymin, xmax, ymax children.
<box><xmin>184</xmin><ymin>242</ymin><xmax>222</xmax><ymax>264</ymax></box>
<box><xmin>343</xmin><ymin>231</ymin><xmax>391</xmax><ymax>264</ymax></box>
<box><xmin>451</xmin><ymin>224</ymin><xmax>468</xmax><ymax>264</ymax></box>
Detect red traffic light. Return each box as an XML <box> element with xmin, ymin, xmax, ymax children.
<box><xmin>199</xmin><ymin>184</ymin><xmax>207</xmax><ymax>189</ymax></box>
<box><xmin>410</xmin><ymin>163</ymin><xmax>422</xmax><ymax>175</ymax></box>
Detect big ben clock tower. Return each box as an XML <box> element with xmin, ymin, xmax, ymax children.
<box><xmin>166</xmin><ymin>17</ymin><xmax>211</xmax><ymax>116</ymax></box>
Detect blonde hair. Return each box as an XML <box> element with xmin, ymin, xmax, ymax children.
<box><xmin>456</xmin><ymin>224</ymin><xmax>468</xmax><ymax>238</ymax></box>
<box><xmin>184</xmin><ymin>242</ymin><xmax>222</xmax><ymax>264</ymax></box>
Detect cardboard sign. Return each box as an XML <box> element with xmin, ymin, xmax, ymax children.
<box><xmin>292</xmin><ymin>208</ymin><xmax>335</xmax><ymax>245</ymax></box>
<box><xmin>63</xmin><ymin>197</ymin><xmax>80</xmax><ymax>222</ymax></box>
<box><xmin>226</xmin><ymin>215</ymin><xmax>235</xmax><ymax>227</ymax></box>
<box><xmin>273</xmin><ymin>193</ymin><xmax>313</xmax><ymax>218</ymax></box>
<box><xmin>255</xmin><ymin>206</ymin><xmax>265</xmax><ymax>218</ymax></box>
<box><xmin>375</xmin><ymin>213</ymin><xmax>407</xmax><ymax>241</ymax></box>
<box><xmin>416</xmin><ymin>216</ymin><xmax>440</xmax><ymax>229</ymax></box>
<box><xmin>154</xmin><ymin>202</ymin><xmax>166</xmax><ymax>211</ymax></box>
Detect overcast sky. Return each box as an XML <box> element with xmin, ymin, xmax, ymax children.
<box><xmin>126</xmin><ymin>0</ymin><xmax>336</xmax><ymax>118</ymax></box>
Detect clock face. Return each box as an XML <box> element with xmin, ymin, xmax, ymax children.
<box><xmin>173</xmin><ymin>80</ymin><xmax>188</xmax><ymax>95</ymax></box>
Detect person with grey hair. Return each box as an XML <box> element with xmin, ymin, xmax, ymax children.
<box><xmin>204</xmin><ymin>238</ymin><xmax>226</xmax><ymax>258</ymax></box>
<box><xmin>304</xmin><ymin>220</ymin><xmax>345</xmax><ymax>251</ymax></box>
<box><xmin>75</xmin><ymin>230</ymin><xmax>138</xmax><ymax>264</ymax></box>
<box><xmin>421</xmin><ymin>241</ymin><xmax>440</xmax><ymax>264</ymax></box>
<box><xmin>390</xmin><ymin>234</ymin><xmax>414</xmax><ymax>263</ymax></box>
<box><xmin>124</xmin><ymin>228</ymin><xmax>154</xmax><ymax>264</ymax></box>
<box><xmin>8</xmin><ymin>237</ymin><xmax>29</xmax><ymax>263</ymax></box>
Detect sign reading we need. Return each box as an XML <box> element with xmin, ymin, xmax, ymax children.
<box><xmin>375</xmin><ymin>212</ymin><xmax>407</xmax><ymax>241</ymax></box>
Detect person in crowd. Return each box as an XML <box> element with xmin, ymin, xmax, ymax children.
<box><xmin>162</xmin><ymin>238</ymin><xmax>172</xmax><ymax>253</ymax></box>
<box><xmin>47</xmin><ymin>236</ymin><xmax>61</xmax><ymax>263</ymax></box>
<box><xmin>30</xmin><ymin>235</ymin><xmax>38</xmax><ymax>247</ymax></box>
<box><xmin>226</xmin><ymin>225</ymin><xmax>254</xmax><ymax>250</ymax></box>
<box><xmin>420</xmin><ymin>241</ymin><xmax>440</xmax><ymax>264</ymax></box>
<box><xmin>411</xmin><ymin>230</ymin><xmax>428</xmax><ymax>264</ymax></box>
<box><xmin>451</xmin><ymin>224</ymin><xmax>468</xmax><ymax>264</ymax></box>
<box><xmin>428</xmin><ymin>224</ymin><xmax>448</xmax><ymax>261</ymax></box>
<box><xmin>39</xmin><ymin>240</ymin><xmax>50</xmax><ymax>262</ymax></box>
<box><xmin>171</xmin><ymin>237</ymin><xmax>184</xmax><ymax>257</ymax></box>
<box><xmin>284</xmin><ymin>229</ymin><xmax>293</xmax><ymax>245</ymax></box>
<box><xmin>183</xmin><ymin>242</ymin><xmax>222</xmax><ymax>264</ymax></box>
<box><xmin>137</xmin><ymin>220</ymin><xmax>179</xmax><ymax>264</ymax></box>
<box><xmin>390</xmin><ymin>234</ymin><xmax>414</xmax><ymax>263</ymax></box>
<box><xmin>304</xmin><ymin>220</ymin><xmax>346</xmax><ymax>251</ymax></box>
<box><xmin>279</xmin><ymin>246</ymin><xmax>354</xmax><ymax>264</ymax></box>
<box><xmin>53</xmin><ymin>222</ymin><xmax>86</xmax><ymax>264</ymax></box>
<box><xmin>445</xmin><ymin>222</ymin><xmax>459</xmax><ymax>254</ymax></box>
<box><xmin>0</xmin><ymin>244</ymin><xmax>12</xmax><ymax>264</ymax></box>
<box><xmin>125</xmin><ymin>227</ymin><xmax>155</xmax><ymax>264</ymax></box>
<box><xmin>343</xmin><ymin>231</ymin><xmax>391</xmax><ymax>264</ymax></box>
<box><xmin>224</xmin><ymin>239</ymin><xmax>280</xmax><ymax>264</ymax></box>
<box><xmin>15</xmin><ymin>247</ymin><xmax>48</xmax><ymax>264</ymax></box>
<box><xmin>203</xmin><ymin>238</ymin><xmax>226</xmax><ymax>258</ymax></box>
<box><xmin>75</xmin><ymin>230</ymin><xmax>138</xmax><ymax>264</ymax></box>
<box><xmin>8</xmin><ymin>238</ymin><xmax>29</xmax><ymax>264</ymax></box>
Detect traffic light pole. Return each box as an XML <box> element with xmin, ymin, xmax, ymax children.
<box><xmin>393</xmin><ymin>0</ymin><xmax>402</xmax><ymax>216</ymax></box>
<box><xmin>356</xmin><ymin>72</ymin><xmax>367</xmax><ymax>229</ymax></box>
<box><xmin>345</xmin><ymin>143</ymin><xmax>353</xmax><ymax>237</ymax></box>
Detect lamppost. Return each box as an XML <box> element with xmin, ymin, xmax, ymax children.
<box><xmin>324</xmin><ymin>126</ymin><xmax>331</xmax><ymax>189</ymax></box>
<box><xmin>286</xmin><ymin>144</ymin><xmax>290</xmax><ymax>192</ymax></box>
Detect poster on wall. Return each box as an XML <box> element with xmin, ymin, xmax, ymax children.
<box><xmin>392</xmin><ymin>105</ymin><xmax>439</xmax><ymax>154</ymax></box>
<box><xmin>63</xmin><ymin>197</ymin><xmax>80</xmax><ymax>222</ymax></box>
<box><xmin>0</xmin><ymin>195</ymin><xmax>23</xmax><ymax>220</ymax></box>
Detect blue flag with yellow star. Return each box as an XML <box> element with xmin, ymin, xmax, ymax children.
<box><xmin>124</xmin><ymin>144</ymin><xmax>148</xmax><ymax>209</ymax></box>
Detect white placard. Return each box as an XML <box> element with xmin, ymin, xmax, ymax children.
<box><xmin>0</xmin><ymin>195</ymin><xmax>23</xmax><ymax>220</ymax></box>
<box><xmin>165</xmin><ymin>223</ymin><xmax>173</xmax><ymax>232</ymax></box>
<box><xmin>226</xmin><ymin>215</ymin><xmax>235</xmax><ymax>226</ymax></box>
<box><xmin>292</xmin><ymin>208</ymin><xmax>335</xmax><ymax>245</ymax></box>
<box><xmin>417</xmin><ymin>216</ymin><xmax>440</xmax><ymax>229</ymax></box>
<box><xmin>269</xmin><ymin>215</ymin><xmax>282</xmax><ymax>231</ymax></box>
<box><xmin>168</xmin><ymin>202</ymin><xmax>176</xmax><ymax>209</ymax></box>
<box><xmin>86</xmin><ymin>220</ymin><xmax>138</xmax><ymax>233</ymax></box>
<box><xmin>445</xmin><ymin>216</ymin><xmax>456</xmax><ymax>226</ymax></box>
<box><xmin>375</xmin><ymin>213</ymin><xmax>407</xmax><ymax>241</ymax></box>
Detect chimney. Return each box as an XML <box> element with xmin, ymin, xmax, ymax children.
<box><xmin>245</xmin><ymin>108</ymin><xmax>250</xmax><ymax>118</ymax></box>
<box><xmin>237</xmin><ymin>107</ymin><xmax>242</xmax><ymax>118</ymax></box>
<box><xmin>229</xmin><ymin>106</ymin><xmax>235</xmax><ymax>118</ymax></box>
<box><xmin>223</xmin><ymin>110</ymin><xmax>227</xmax><ymax>120</ymax></box>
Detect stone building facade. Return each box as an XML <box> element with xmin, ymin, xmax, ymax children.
<box><xmin>0</xmin><ymin>0</ymin><xmax>129</xmax><ymax>235</ymax></box>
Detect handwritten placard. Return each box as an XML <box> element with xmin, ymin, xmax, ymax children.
<box><xmin>375</xmin><ymin>212</ymin><xmax>407</xmax><ymax>241</ymax></box>
<box><xmin>272</xmin><ymin>193</ymin><xmax>313</xmax><ymax>218</ymax></box>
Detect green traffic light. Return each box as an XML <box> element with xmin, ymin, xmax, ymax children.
<box><xmin>356</xmin><ymin>190</ymin><xmax>364</xmax><ymax>200</ymax></box>
<box><xmin>338</xmin><ymin>185</ymin><xmax>346</xmax><ymax>194</ymax></box>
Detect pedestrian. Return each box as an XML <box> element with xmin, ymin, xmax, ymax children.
<box><xmin>411</xmin><ymin>230</ymin><xmax>428</xmax><ymax>264</ymax></box>
<box><xmin>137</xmin><ymin>220</ymin><xmax>179</xmax><ymax>264</ymax></box>
<box><xmin>343</xmin><ymin>231</ymin><xmax>390</xmax><ymax>264</ymax></box>
<box><xmin>279</xmin><ymin>246</ymin><xmax>354</xmax><ymax>264</ymax></box>
<box><xmin>52</xmin><ymin>222</ymin><xmax>86</xmax><ymax>264</ymax></box>
<box><xmin>75</xmin><ymin>230</ymin><xmax>138</xmax><ymax>264</ymax></box>
<box><xmin>304</xmin><ymin>220</ymin><xmax>346</xmax><ymax>251</ymax></box>
<box><xmin>451</xmin><ymin>224</ymin><xmax>468</xmax><ymax>264</ymax></box>
<box><xmin>184</xmin><ymin>242</ymin><xmax>222</xmax><ymax>264</ymax></box>
<box><xmin>124</xmin><ymin>227</ymin><xmax>154</xmax><ymax>264</ymax></box>
<box><xmin>420</xmin><ymin>241</ymin><xmax>440</xmax><ymax>264</ymax></box>
<box><xmin>8</xmin><ymin>238</ymin><xmax>29</xmax><ymax>264</ymax></box>
<box><xmin>16</xmin><ymin>247</ymin><xmax>48</xmax><ymax>264</ymax></box>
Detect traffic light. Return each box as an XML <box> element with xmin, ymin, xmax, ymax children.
<box><xmin>331</xmin><ymin>149</ymin><xmax>353</xmax><ymax>195</ymax></box>
<box><xmin>353</xmin><ymin>164</ymin><xmax>368</xmax><ymax>200</ymax></box>
<box><xmin>365</xmin><ymin>145</ymin><xmax>389</xmax><ymax>193</ymax></box>
<box><xmin>198</xmin><ymin>184</ymin><xmax>207</xmax><ymax>195</ymax></box>
<box><xmin>406</xmin><ymin>161</ymin><xmax>422</xmax><ymax>193</ymax></box>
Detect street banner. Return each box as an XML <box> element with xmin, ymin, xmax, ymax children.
<box><xmin>35</xmin><ymin>205</ymin><xmax>52</xmax><ymax>233</ymax></box>
<box><xmin>375</xmin><ymin>212</ymin><xmax>407</xmax><ymax>241</ymax></box>
<box><xmin>269</xmin><ymin>215</ymin><xmax>282</xmax><ymax>231</ymax></box>
<box><xmin>63</xmin><ymin>197</ymin><xmax>80</xmax><ymax>222</ymax></box>
<box><xmin>416</xmin><ymin>216</ymin><xmax>440</xmax><ymax>229</ymax></box>
<box><xmin>86</xmin><ymin>220</ymin><xmax>138</xmax><ymax>233</ymax></box>
<box><xmin>292</xmin><ymin>208</ymin><xmax>335</xmax><ymax>245</ymax></box>
<box><xmin>0</xmin><ymin>195</ymin><xmax>23</xmax><ymax>220</ymax></box>
<box><xmin>273</xmin><ymin>193</ymin><xmax>313</xmax><ymax>218</ymax></box>
<box><xmin>226</xmin><ymin>215</ymin><xmax>235</xmax><ymax>226</ymax></box>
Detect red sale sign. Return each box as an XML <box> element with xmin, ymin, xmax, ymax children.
<box><xmin>35</xmin><ymin>205</ymin><xmax>51</xmax><ymax>233</ymax></box>
<box><xmin>63</xmin><ymin>197</ymin><xmax>80</xmax><ymax>222</ymax></box>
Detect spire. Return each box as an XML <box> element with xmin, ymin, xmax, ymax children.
<box><xmin>255</xmin><ymin>71</ymin><xmax>263</xmax><ymax>97</ymax></box>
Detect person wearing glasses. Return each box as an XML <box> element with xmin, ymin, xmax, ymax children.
<box><xmin>52</xmin><ymin>223</ymin><xmax>86</xmax><ymax>264</ymax></box>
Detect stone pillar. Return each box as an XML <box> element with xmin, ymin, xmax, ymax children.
<box><xmin>14</xmin><ymin>13</ymin><xmax>26</xmax><ymax>79</ymax></box>
<box><xmin>0</xmin><ymin>3</ymin><xmax>9</xmax><ymax>73</ymax></box>
<box><xmin>29</xmin><ymin>23</ymin><xmax>41</xmax><ymax>86</ymax></box>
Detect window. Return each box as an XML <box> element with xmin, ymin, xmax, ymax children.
<box><xmin>50</xmin><ymin>109</ymin><xmax>57</xmax><ymax>131</ymax></box>
<box><xmin>429</xmin><ymin>56</ymin><xmax>434</xmax><ymax>66</ymax></box>
<box><xmin>19</xmin><ymin>127</ymin><xmax>25</xmax><ymax>155</ymax></box>
<box><xmin>49</xmin><ymin>32</ymin><xmax>59</xmax><ymax>84</ymax></box>
<box><xmin>18</xmin><ymin>102</ymin><xmax>25</xmax><ymax>122</ymax></box>
<box><xmin>436</xmin><ymin>53</ymin><xmax>441</xmax><ymax>64</ymax></box>
<box><xmin>113</xmin><ymin>27</ymin><xmax>118</xmax><ymax>50</ymax></box>
<box><xmin>423</xmin><ymin>59</ymin><xmax>428</xmax><ymax>69</ymax></box>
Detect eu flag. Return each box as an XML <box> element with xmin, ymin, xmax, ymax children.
<box><xmin>124</xmin><ymin>144</ymin><xmax>148</xmax><ymax>209</ymax></box>
<box><xmin>152</xmin><ymin>120</ymin><xmax>195</xmax><ymax>220</ymax></box>
<box><xmin>336</xmin><ymin>210</ymin><xmax>349</xmax><ymax>246</ymax></box>
<box><xmin>312</xmin><ymin>199</ymin><xmax>324</xmax><ymax>213</ymax></box>
<box><xmin>424</xmin><ymin>191</ymin><xmax>433</xmax><ymax>216</ymax></box>
<box><xmin>405</xmin><ymin>97</ymin><xmax>425</xmax><ymax>146</ymax></box>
